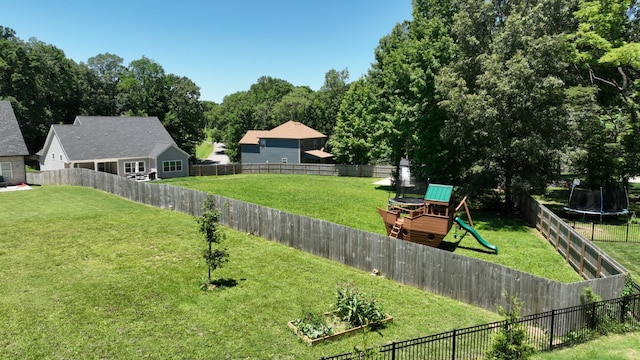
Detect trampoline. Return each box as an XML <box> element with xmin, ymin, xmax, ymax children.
<box><xmin>564</xmin><ymin>184</ymin><xmax>629</xmax><ymax>217</ymax></box>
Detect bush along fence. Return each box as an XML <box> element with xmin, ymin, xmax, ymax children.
<box><xmin>190</xmin><ymin>163</ymin><xmax>394</xmax><ymax>178</ymax></box>
<box><xmin>27</xmin><ymin>169</ymin><xmax>627</xmax><ymax>316</ymax></box>
<box><xmin>321</xmin><ymin>293</ymin><xmax>640</xmax><ymax>360</ymax></box>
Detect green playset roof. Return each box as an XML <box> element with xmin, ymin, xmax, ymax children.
<box><xmin>424</xmin><ymin>184</ymin><xmax>453</xmax><ymax>204</ymax></box>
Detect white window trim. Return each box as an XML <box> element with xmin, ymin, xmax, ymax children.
<box><xmin>124</xmin><ymin>161</ymin><xmax>145</xmax><ymax>174</ymax></box>
<box><xmin>162</xmin><ymin>160</ymin><xmax>183</xmax><ymax>173</ymax></box>
<box><xmin>0</xmin><ymin>162</ymin><xmax>12</xmax><ymax>180</ymax></box>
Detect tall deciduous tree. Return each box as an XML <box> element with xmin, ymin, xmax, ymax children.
<box><xmin>117</xmin><ymin>57</ymin><xmax>205</xmax><ymax>157</ymax></box>
<box><xmin>570</xmin><ymin>0</ymin><xmax>640</xmax><ymax>179</ymax></box>
<box><xmin>117</xmin><ymin>56</ymin><xmax>168</xmax><ymax>118</ymax></box>
<box><xmin>272</xmin><ymin>86</ymin><xmax>313</xmax><ymax>124</ymax></box>
<box><xmin>77</xmin><ymin>53</ymin><xmax>126</xmax><ymax>116</ymax></box>
<box><xmin>328</xmin><ymin>78</ymin><xmax>385</xmax><ymax>164</ymax></box>
<box><xmin>165</xmin><ymin>74</ymin><xmax>205</xmax><ymax>157</ymax></box>
<box><xmin>0</xmin><ymin>31</ymin><xmax>77</xmax><ymax>153</ymax></box>
<box><xmin>437</xmin><ymin>0</ymin><xmax>574</xmax><ymax>208</ymax></box>
<box><xmin>220</xmin><ymin>76</ymin><xmax>294</xmax><ymax>162</ymax></box>
<box><xmin>305</xmin><ymin>68</ymin><xmax>350</xmax><ymax>137</ymax></box>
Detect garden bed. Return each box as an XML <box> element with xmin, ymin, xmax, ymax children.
<box><xmin>288</xmin><ymin>312</ymin><xmax>393</xmax><ymax>346</ymax></box>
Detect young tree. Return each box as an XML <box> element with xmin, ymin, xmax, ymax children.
<box><xmin>197</xmin><ymin>194</ymin><xmax>228</xmax><ymax>287</ymax></box>
<box><xmin>486</xmin><ymin>293</ymin><xmax>535</xmax><ymax>360</ymax></box>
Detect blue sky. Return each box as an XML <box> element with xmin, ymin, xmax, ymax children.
<box><xmin>0</xmin><ymin>1</ymin><xmax>413</xmax><ymax>103</ymax></box>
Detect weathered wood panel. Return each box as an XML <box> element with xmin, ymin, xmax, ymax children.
<box><xmin>189</xmin><ymin>163</ymin><xmax>393</xmax><ymax>178</ymax></box>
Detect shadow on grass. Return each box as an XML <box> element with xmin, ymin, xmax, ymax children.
<box><xmin>204</xmin><ymin>278</ymin><xmax>242</xmax><ymax>290</ymax></box>
<box><xmin>439</xmin><ymin>238</ymin><xmax>498</xmax><ymax>255</ymax></box>
<box><xmin>470</xmin><ymin>211</ymin><xmax>532</xmax><ymax>233</ymax></box>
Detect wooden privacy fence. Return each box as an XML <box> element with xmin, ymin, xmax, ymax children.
<box><xmin>190</xmin><ymin>163</ymin><xmax>394</xmax><ymax>178</ymax></box>
<box><xmin>28</xmin><ymin>169</ymin><xmax>627</xmax><ymax>316</ymax></box>
<box><xmin>516</xmin><ymin>195</ymin><xmax>627</xmax><ymax>280</ymax></box>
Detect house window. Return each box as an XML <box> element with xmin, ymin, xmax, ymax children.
<box><xmin>0</xmin><ymin>162</ymin><xmax>11</xmax><ymax>180</ymax></box>
<box><xmin>124</xmin><ymin>161</ymin><xmax>145</xmax><ymax>173</ymax></box>
<box><xmin>52</xmin><ymin>153</ymin><xmax>55</xmax><ymax>159</ymax></box>
<box><xmin>163</xmin><ymin>160</ymin><xmax>183</xmax><ymax>172</ymax></box>
<box><xmin>281</xmin><ymin>158</ymin><xmax>288</xmax><ymax>164</ymax></box>
<box><xmin>260</xmin><ymin>139</ymin><xmax>266</xmax><ymax>148</ymax></box>
<box><xmin>59</xmin><ymin>155</ymin><xmax>62</xmax><ymax>160</ymax></box>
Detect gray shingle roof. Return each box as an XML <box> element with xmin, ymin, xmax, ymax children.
<box><xmin>0</xmin><ymin>101</ymin><xmax>29</xmax><ymax>156</ymax></box>
<box><xmin>54</xmin><ymin>116</ymin><xmax>178</xmax><ymax>161</ymax></box>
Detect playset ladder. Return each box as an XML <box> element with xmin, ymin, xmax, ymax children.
<box><xmin>390</xmin><ymin>220</ymin><xmax>403</xmax><ymax>238</ymax></box>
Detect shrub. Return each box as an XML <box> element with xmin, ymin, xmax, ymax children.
<box><xmin>292</xmin><ymin>312</ymin><xmax>334</xmax><ymax>340</ymax></box>
<box><xmin>486</xmin><ymin>292</ymin><xmax>535</xmax><ymax>360</ymax></box>
<box><xmin>334</xmin><ymin>282</ymin><xmax>385</xmax><ymax>328</ymax></box>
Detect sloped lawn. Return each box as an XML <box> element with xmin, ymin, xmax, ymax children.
<box><xmin>160</xmin><ymin>174</ymin><xmax>583</xmax><ymax>283</ymax></box>
<box><xmin>0</xmin><ymin>186</ymin><xmax>501</xmax><ymax>359</ymax></box>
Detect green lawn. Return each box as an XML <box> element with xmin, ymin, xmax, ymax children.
<box><xmin>159</xmin><ymin>174</ymin><xmax>583</xmax><ymax>283</ymax></box>
<box><xmin>195</xmin><ymin>136</ymin><xmax>213</xmax><ymax>160</ymax></box>
<box><xmin>0</xmin><ymin>186</ymin><xmax>501</xmax><ymax>359</ymax></box>
<box><xmin>531</xmin><ymin>332</ymin><xmax>640</xmax><ymax>360</ymax></box>
<box><xmin>536</xmin><ymin>184</ymin><xmax>640</xmax><ymax>282</ymax></box>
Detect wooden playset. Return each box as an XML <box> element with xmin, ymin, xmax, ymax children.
<box><xmin>377</xmin><ymin>183</ymin><xmax>498</xmax><ymax>254</ymax></box>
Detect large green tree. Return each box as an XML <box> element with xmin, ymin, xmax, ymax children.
<box><xmin>0</xmin><ymin>29</ymin><xmax>78</xmax><ymax>153</ymax></box>
<box><xmin>164</xmin><ymin>74</ymin><xmax>205</xmax><ymax>157</ymax></box>
<box><xmin>305</xmin><ymin>68</ymin><xmax>350</xmax><ymax>137</ymax></box>
<box><xmin>117</xmin><ymin>56</ymin><xmax>169</xmax><ymax>118</ymax></box>
<box><xmin>76</xmin><ymin>53</ymin><xmax>126</xmax><ymax>116</ymax></box>
<box><xmin>220</xmin><ymin>76</ymin><xmax>294</xmax><ymax>162</ymax></box>
<box><xmin>569</xmin><ymin>0</ymin><xmax>640</xmax><ymax>181</ymax></box>
<box><xmin>328</xmin><ymin>78</ymin><xmax>385</xmax><ymax>164</ymax></box>
<box><xmin>437</xmin><ymin>0</ymin><xmax>575</xmax><ymax>208</ymax></box>
<box><xmin>331</xmin><ymin>1</ymin><xmax>457</xmax><ymax>183</ymax></box>
<box><xmin>116</xmin><ymin>56</ymin><xmax>205</xmax><ymax>157</ymax></box>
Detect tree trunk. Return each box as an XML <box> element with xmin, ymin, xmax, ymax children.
<box><xmin>504</xmin><ymin>171</ymin><xmax>514</xmax><ymax>211</ymax></box>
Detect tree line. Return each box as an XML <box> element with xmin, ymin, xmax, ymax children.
<box><xmin>207</xmin><ymin>0</ymin><xmax>638</xmax><ymax>209</ymax></box>
<box><xmin>205</xmin><ymin>69</ymin><xmax>350</xmax><ymax>163</ymax></box>
<box><xmin>3</xmin><ymin>0</ymin><xmax>639</xmax><ymax>210</ymax></box>
<box><xmin>326</xmin><ymin>0</ymin><xmax>638</xmax><ymax>208</ymax></box>
<box><xmin>0</xmin><ymin>26</ymin><xmax>205</xmax><ymax>157</ymax></box>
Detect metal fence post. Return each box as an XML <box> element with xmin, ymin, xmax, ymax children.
<box><xmin>391</xmin><ymin>341</ymin><xmax>396</xmax><ymax>360</ymax></box>
<box><xmin>626</xmin><ymin>221</ymin><xmax>629</xmax><ymax>242</ymax></box>
<box><xmin>591</xmin><ymin>222</ymin><xmax>595</xmax><ymax>241</ymax></box>
<box><xmin>451</xmin><ymin>329</ymin><xmax>457</xmax><ymax>360</ymax></box>
<box><xmin>549</xmin><ymin>309</ymin><xmax>555</xmax><ymax>350</ymax></box>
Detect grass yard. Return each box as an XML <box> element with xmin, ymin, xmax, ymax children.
<box><xmin>531</xmin><ymin>332</ymin><xmax>640</xmax><ymax>359</ymax></box>
<box><xmin>0</xmin><ymin>186</ymin><xmax>502</xmax><ymax>359</ymax></box>
<box><xmin>195</xmin><ymin>136</ymin><xmax>213</xmax><ymax>160</ymax></box>
<box><xmin>160</xmin><ymin>174</ymin><xmax>583</xmax><ymax>283</ymax></box>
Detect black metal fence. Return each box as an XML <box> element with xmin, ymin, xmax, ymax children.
<box><xmin>321</xmin><ymin>293</ymin><xmax>640</xmax><ymax>360</ymax></box>
<box><xmin>567</xmin><ymin>212</ymin><xmax>640</xmax><ymax>243</ymax></box>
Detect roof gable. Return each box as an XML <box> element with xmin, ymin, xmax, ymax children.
<box><xmin>239</xmin><ymin>121</ymin><xmax>326</xmax><ymax>145</ymax></box>
<box><xmin>239</xmin><ymin>130</ymin><xmax>270</xmax><ymax>145</ymax></box>
<box><xmin>52</xmin><ymin>116</ymin><xmax>180</xmax><ymax>161</ymax></box>
<box><xmin>266</xmin><ymin>121</ymin><xmax>325</xmax><ymax>139</ymax></box>
<box><xmin>0</xmin><ymin>101</ymin><xmax>29</xmax><ymax>156</ymax></box>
